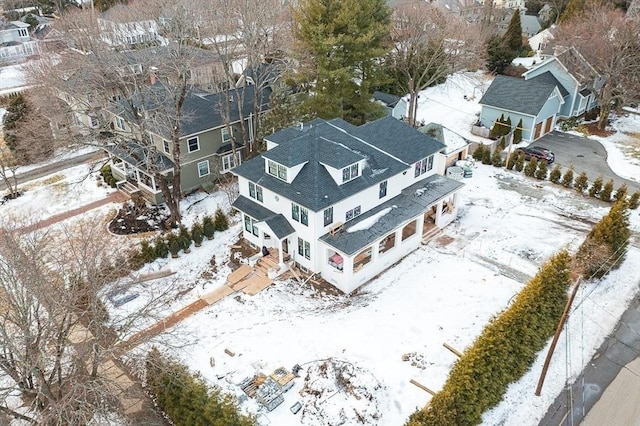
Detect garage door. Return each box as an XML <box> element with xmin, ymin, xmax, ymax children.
<box><xmin>534</xmin><ymin>122</ymin><xmax>543</xmax><ymax>139</ymax></box>
<box><xmin>544</xmin><ymin>117</ymin><xmax>553</xmax><ymax>134</ymax></box>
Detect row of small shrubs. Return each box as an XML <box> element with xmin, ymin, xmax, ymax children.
<box><xmin>99</xmin><ymin>165</ymin><xmax>118</xmax><ymax>188</ymax></box>
<box><xmin>137</xmin><ymin>208</ymin><xmax>229</xmax><ymax>263</ymax></box>
<box><xmin>473</xmin><ymin>145</ymin><xmax>640</xmax><ymax>208</ymax></box>
<box><xmin>407</xmin><ymin>201</ymin><xmax>632</xmax><ymax>425</ymax></box>
<box><xmin>146</xmin><ymin>347</ymin><xmax>255</xmax><ymax>426</ymax></box>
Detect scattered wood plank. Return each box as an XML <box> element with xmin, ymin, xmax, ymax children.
<box><xmin>410</xmin><ymin>379</ymin><xmax>436</xmax><ymax>396</ymax></box>
<box><xmin>137</xmin><ymin>269</ymin><xmax>175</xmax><ymax>282</ymax></box>
<box><xmin>443</xmin><ymin>343</ymin><xmax>463</xmax><ymax>358</ymax></box>
<box><xmin>224</xmin><ymin>348</ymin><xmax>235</xmax><ymax>357</ymax></box>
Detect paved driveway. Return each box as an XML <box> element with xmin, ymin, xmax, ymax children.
<box><xmin>533</xmin><ymin>131</ymin><xmax>640</xmax><ymax>193</ymax></box>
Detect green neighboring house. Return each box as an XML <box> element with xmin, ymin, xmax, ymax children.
<box><xmin>105</xmin><ymin>84</ymin><xmax>271</xmax><ymax>204</ymax></box>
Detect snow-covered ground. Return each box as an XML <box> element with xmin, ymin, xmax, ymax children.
<box><xmin>5</xmin><ymin>71</ymin><xmax>640</xmax><ymax>425</ymax></box>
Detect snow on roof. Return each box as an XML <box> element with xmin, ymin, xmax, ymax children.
<box><xmin>347</xmin><ymin>207</ymin><xmax>393</xmax><ymax>233</ymax></box>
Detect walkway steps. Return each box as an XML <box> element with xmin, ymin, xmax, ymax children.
<box><xmin>243</xmin><ymin>274</ymin><xmax>273</xmax><ymax>296</ymax></box>
<box><xmin>201</xmin><ymin>285</ymin><xmax>234</xmax><ymax>304</ymax></box>
<box><xmin>227</xmin><ymin>264</ymin><xmax>252</xmax><ymax>285</ymax></box>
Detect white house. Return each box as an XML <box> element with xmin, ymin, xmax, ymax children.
<box><xmin>0</xmin><ymin>20</ymin><xmax>38</xmax><ymax>62</ymax></box>
<box><xmin>231</xmin><ymin>116</ymin><xmax>464</xmax><ymax>294</ymax></box>
<box><xmin>97</xmin><ymin>5</ymin><xmax>159</xmax><ymax>48</ymax></box>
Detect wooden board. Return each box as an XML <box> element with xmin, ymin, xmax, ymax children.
<box><xmin>242</xmin><ymin>274</ymin><xmax>273</xmax><ymax>296</ymax></box>
<box><xmin>227</xmin><ymin>264</ymin><xmax>252</xmax><ymax>285</ymax></box>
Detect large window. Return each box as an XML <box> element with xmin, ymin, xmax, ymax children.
<box><xmin>297</xmin><ymin>238</ymin><xmax>311</xmax><ymax>260</ymax></box>
<box><xmin>244</xmin><ymin>215</ymin><xmax>259</xmax><ymax>237</ymax></box>
<box><xmin>342</xmin><ymin>163</ymin><xmax>359</xmax><ymax>183</ymax></box>
<box><xmin>187</xmin><ymin>137</ymin><xmax>200</xmax><ymax>153</ymax></box>
<box><xmin>345</xmin><ymin>205</ymin><xmax>361</xmax><ymax>222</ymax></box>
<box><xmin>379</xmin><ymin>180</ymin><xmax>387</xmax><ymax>198</ymax></box>
<box><xmin>249</xmin><ymin>182</ymin><xmax>263</xmax><ymax>202</ymax></box>
<box><xmin>324</xmin><ymin>207</ymin><xmax>333</xmax><ymax>227</ymax></box>
<box><xmin>414</xmin><ymin>155</ymin><xmax>434</xmax><ymax>177</ymax></box>
<box><xmin>222</xmin><ymin>152</ymin><xmax>241</xmax><ymax>172</ymax></box>
<box><xmin>197</xmin><ymin>160</ymin><xmax>210</xmax><ymax>177</ymax></box>
<box><xmin>267</xmin><ymin>160</ymin><xmax>287</xmax><ymax>181</ymax></box>
<box><xmin>291</xmin><ymin>203</ymin><xmax>308</xmax><ymax>226</ymax></box>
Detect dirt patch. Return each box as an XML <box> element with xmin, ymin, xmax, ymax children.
<box><xmin>435</xmin><ymin>235</ymin><xmax>455</xmax><ymax>247</ymax></box>
<box><xmin>108</xmin><ymin>196</ymin><xmax>169</xmax><ymax>235</ymax></box>
<box><xmin>229</xmin><ymin>237</ymin><xmax>258</xmax><ymax>270</ymax></box>
<box><xmin>581</xmin><ymin>122</ymin><xmax>615</xmax><ymax>137</ymax></box>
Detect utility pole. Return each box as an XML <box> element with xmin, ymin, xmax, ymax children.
<box><xmin>535</xmin><ymin>277</ymin><xmax>582</xmax><ymax>396</ymax></box>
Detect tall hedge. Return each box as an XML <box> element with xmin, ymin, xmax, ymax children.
<box><xmin>406</xmin><ymin>251</ymin><xmax>572</xmax><ymax>426</ymax></box>
<box><xmin>146</xmin><ymin>347</ymin><xmax>254</xmax><ymax>426</ymax></box>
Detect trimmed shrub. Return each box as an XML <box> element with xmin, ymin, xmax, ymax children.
<box><xmin>178</xmin><ymin>224</ymin><xmax>192</xmax><ymax>253</ymax></box>
<box><xmin>549</xmin><ymin>164</ymin><xmax>562</xmax><ymax>184</ymax></box>
<box><xmin>513</xmin><ymin>119</ymin><xmax>523</xmax><ymax>144</ymax></box>
<box><xmin>505</xmin><ymin>153</ymin><xmax>516</xmax><ymax>170</ymax></box>
<box><xmin>514</xmin><ymin>154</ymin><xmax>525</xmax><ymax>172</ymax></box>
<box><xmin>629</xmin><ymin>191</ymin><xmax>640</xmax><ymax>210</ymax></box>
<box><xmin>524</xmin><ymin>158</ymin><xmax>538</xmax><ymax>177</ymax></box>
<box><xmin>154</xmin><ymin>236</ymin><xmax>169</xmax><ymax>258</ymax></box>
<box><xmin>146</xmin><ymin>347</ymin><xmax>255</xmax><ymax>426</ymax></box>
<box><xmin>191</xmin><ymin>222</ymin><xmax>204</xmax><ymax>247</ymax></box>
<box><xmin>472</xmin><ymin>145</ymin><xmax>486</xmax><ymax>161</ymax></box>
<box><xmin>574</xmin><ymin>171</ymin><xmax>588</xmax><ymax>193</ymax></box>
<box><xmin>600</xmin><ymin>179</ymin><xmax>614</xmax><ymax>202</ymax></box>
<box><xmin>491</xmin><ymin>149</ymin><xmax>503</xmax><ymax>167</ymax></box>
<box><xmin>497</xmin><ymin>136</ymin><xmax>506</xmax><ymax>150</ymax></box>
<box><xmin>588</xmin><ymin>176</ymin><xmax>603</xmax><ymax>198</ymax></box>
<box><xmin>535</xmin><ymin>160</ymin><xmax>548</xmax><ymax>180</ymax></box>
<box><xmin>561</xmin><ymin>167</ymin><xmax>574</xmax><ymax>188</ymax></box>
<box><xmin>407</xmin><ymin>252</ymin><xmax>572</xmax><ymax>426</ymax></box>
<box><xmin>100</xmin><ymin>165</ymin><xmax>117</xmax><ymax>188</ymax></box>
<box><xmin>167</xmin><ymin>233</ymin><xmax>180</xmax><ymax>258</ymax></box>
<box><xmin>202</xmin><ymin>215</ymin><xmax>215</xmax><ymax>240</ymax></box>
<box><xmin>140</xmin><ymin>240</ymin><xmax>156</xmax><ymax>263</ymax></box>
<box><xmin>214</xmin><ymin>208</ymin><xmax>230</xmax><ymax>232</ymax></box>
<box><xmin>481</xmin><ymin>147</ymin><xmax>492</xmax><ymax>165</ymax></box>
<box><xmin>614</xmin><ymin>183</ymin><xmax>628</xmax><ymax>203</ymax></box>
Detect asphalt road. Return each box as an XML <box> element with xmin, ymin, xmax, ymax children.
<box><xmin>539</xmin><ymin>294</ymin><xmax>640</xmax><ymax>426</ymax></box>
<box><xmin>533</xmin><ymin>131</ymin><xmax>640</xmax><ymax>193</ymax></box>
<box><xmin>13</xmin><ymin>151</ymin><xmax>106</xmax><ymax>186</ymax></box>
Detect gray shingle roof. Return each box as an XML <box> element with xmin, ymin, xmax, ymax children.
<box><xmin>479</xmin><ymin>75</ymin><xmax>558</xmax><ymax>116</ymax></box>
<box><xmin>105</xmin><ymin>140</ymin><xmax>174</xmax><ymax>172</ymax></box>
<box><xmin>319</xmin><ymin>174</ymin><xmax>464</xmax><ymax>256</ymax></box>
<box><xmin>232</xmin><ymin>117</ymin><xmax>446</xmax><ymax>212</ymax></box>
<box><xmin>261</xmin><ymin>214</ymin><xmax>296</xmax><ymax>239</ymax></box>
<box><xmin>232</xmin><ymin>195</ymin><xmax>276</xmax><ymax>220</ymax></box>
<box><xmin>373</xmin><ymin>91</ymin><xmax>401</xmax><ymax>107</ymax></box>
<box><xmin>529</xmin><ymin>71</ymin><xmax>569</xmax><ymax>97</ymax></box>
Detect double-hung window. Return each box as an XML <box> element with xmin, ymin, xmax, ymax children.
<box><xmin>187</xmin><ymin>137</ymin><xmax>199</xmax><ymax>153</ymax></box>
<box><xmin>222</xmin><ymin>127</ymin><xmax>232</xmax><ymax>142</ymax></box>
<box><xmin>291</xmin><ymin>203</ymin><xmax>308</xmax><ymax>226</ymax></box>
<box><xmin>249</xmin><ymin>182</ymin><xmax>263</xmax><ymax>202</ymax></box>
<box><xmin>197</xmin><ymin>160</ymin><xmax>210</xmax><ymax>177</ymax></box>
<box><xmin>379</xmin><ymin>181</ymin><xmax>387</xmax><ymax>198</ymax></box>
<box><xmin>324</xmin><ymin>207</ymin><xmax>333</xmax><ymax>227</ymax></box>
<box><xmin>298</xmin><ymin>238</ymin><xmax>311</xmax><ymax>260</ymax></box>
<box><xmin>342</xmin><ymin>163</ymin><xmax>359</xmax><ymax>183</ymax></box>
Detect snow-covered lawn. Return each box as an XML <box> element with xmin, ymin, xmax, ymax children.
<box><xmin>5</xmin><ymin>71</ymin><xmax>639</xmax><ymax>425</ymax></box>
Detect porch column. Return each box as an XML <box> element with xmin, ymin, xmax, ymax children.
<box><xmin>278</xmin><ymin>238</ymin><xmax>284</xmax><ymax>265</ymax></box>
<box><xmin>135</xmin><ymin>168</ymin><xmax>141</xmax><ymax>184</ymax></box>
<box><xmin>453</xmin><ymin>192</ymin><xmax>460</xmax><ymax>212</ymax></box>
<box><xmin>435</xmin><ymin>200</ymin><xmax>444</xmax><ymax>226</ymax></box>
<box><xmin>150</xmin><ymin>175</ymin><xmax>157</xmax><ymax>191</ymax></box>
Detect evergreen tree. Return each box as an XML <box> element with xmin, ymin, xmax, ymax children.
<box><xmin>486</xmin><ymin>35</ymin><xmax>515</xmax><ymax>74</ymax></box>
<box><xmin>600</xmin><ymin>179</ymin><xmax>614</xmax><ymax>202</ymax></box>
<box><xmin>203</xmin><ymin>215</ymin><xmax>215</xmax><ymax>240</ymax></box>
<box><xmin>140</xmin><ymin>240</ymin><xmax>156</xmax><ymax>263</ymax></box>
<box><xmin>472</xmin><ymin>144</ymin><xmax>486</xmax><ymax>161</ymax></box>
<box><xmin>178</xmin><ymin>224</ymin><xmax>192</xmax><ymax>253</ymax></box>
<box><xmin>515</xmin><ymin>153</ymin><xmax>525</xmax><ymax>172</ymax></box>
<box><xmin>614</xmin><ymin>183</ymin><xmax>628</xmax><ymax>203</ymax></box>
<box><xmin>549</xmin><ymin>164</ymin><xmax>562</xmax><ymax>184</ymax></box>
<box><xmin>167</xmin><ymin>233</ymin><xmax>180</xmax><ymax>258</ymax></box>
<box><xmin>524</xmin><ymin>158</ymin><xmax>538</xmax><ymax>177</ymax></box>
<box><xmin>506</xmin><ymin>153</ymin><xmax>516</xmax><ymax>170</ymax></box>
<box><xmin>294</xmin><ymin>0</ymin><xmax>392</xmax><ymax>124</ymax></box>
<box><xmin>574</xmin><ymin>171</ymin><xmax>588</xmax><ymax>193</ymax></box>
<box><xmin>191</xmin><ymin>222</ymin><xmax>204</xmax><ymax>247</ymax></box>
<box><xmin>504</xmin><ymin>9</ymin><xmax>524</xmax><ymax>54</ymax></box>
<box><xmin>498</xmin><ymin>136</ymin><xmax>506</xmax><ymax>150</ymax></box>
<box><xmin>513</xmin><ymin>119</ymin><xmax>523</xmax><ymax>144</ymax></box>
<box><xmin>561</xmin><ymin>167</ymin><xmax>575</xmax><ymax>188</ymax></box>
<box><xmin>589</xmin><ymin>176</ymin><xmax>603</xmax><ymax>198</ymax></box>
<box><xmin>628</xmin><ymin>191</ymin><xmax>640</xmax><ymax>209</ymax></box>
<box><xmin>535</xmin><ymin>160</ymin><xmax>548</xmax><ymax>180</ymax></box>
<box><xmin>214</xmin><ymin>208</ymin><xmax>230</xmax><ymax>232</ymax></box>
<box><xmin>491</xmin><ymin>149</ymin><xmax>503</xmax><ymax>167</ymax></box>
<box><xmin>154</xmin><ymin>236</ymin><xmax>169</xmax><ymax>258</ymax></box>
<box><xmin>481</xmin><ymin>147</ymin><xmax>492</xmax><ymax>165</ymax></box>
<box><xmin>504</xmin><ymin>116</ymin><xmax>512</xmax><ymax>137</ymax></box>
<box><xmin>490</xmin><ymin>114</ymin><xmax>505</xmax><ymax>139</ymax></box>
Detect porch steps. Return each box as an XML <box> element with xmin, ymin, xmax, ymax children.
<box><xmin>227</xmin><ymin>264</ymin><xmax>252</xmax><ymax>286</ymax></box>
<box><xmin>422</xmin><ymin>226</ymin><xmax>443</xmax><ymax>245</ymax></box>
<box><xmin>242</xmin><ymin>274</ymin><xmax>273</xmax><ymax>296</ymax></box>
<box><xmin>118</xmin><ymin>181</ymin><xmax>140</xmax><ymax>196</ymax></box>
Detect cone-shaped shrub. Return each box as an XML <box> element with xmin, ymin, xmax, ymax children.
<box><xmin>154</xmin><ymin>236</ymin><xmax>169</xmax><ymax>258</ymax></box>
<box><xmin>589</xmin><ymin>176</ymin><xmax>603</xmax><ymax>198</ymax></box>
<box><xmin>140</xmin><ymin>239</ymin><xmax>156</xmax><ymax>263</ymax></box>
<box><xmin>614</xmin><ymin>184</ymin><xmax>628</xmax><ymax>203</ymax></box>
<box><xmin>472</xmin><ymin>145</ymin><xmax>485</xmax><ymax>161</ymax></box>
<box><xmin>513</xmin><ymin>119</ymin><xmax>523</xmax><ymax>144</ymax></box>
<box><xmin>505</xmin><ymin>153</ymin><xmax>516</xmax><ymax>170</ymax></box>
<box><xmin>600</xmin><ymin>179</ymin><xmax>614</xmax><ymax>202</ymax></box>
<box><xmin>407</xmin><ymin>251</ymin><xmax>572</xmax><ymax>426</ymax></box>
<box><xmin>491</xmin><ymin>149</ymin><xmax>503</xmax><ymax>167</ymax></box>
<box><xmin>202</xmin><ymin>215</ymin><xmax>215</xmax><ymax>240</ymax></box>
<box><xmin>481</xmin><ymin>147</ymin><xmax>492</xmax><ymax>165</ymax></box>
<box><xmin>549</xmin><ymin>164</ymin><xmax>562</xmax><ymax>184</ymax></box>
<box><xmin>167</xmin><ymin>233</ymin><xmax>180</xmax><ymax>258</ymax></box>
<box><xmin>574</xmin><ymin>171</ymin><xmax>588</xmax><ymax>193</ymax></box>
<box><xmin>191</xmin><ymin>222</ymin><xmax>204</xmax><ymax>247</ymax></box>
<box><xmin>561</xmin><ymin>167</ymin><xmax>574</xmax><ymax>188</ymax></box>
<box><xmin>535</xmin><ymin>160</ymin><xmax>548</xmax><ymax>180</ymax></box>
<box><xmin>514</xmin><ymin>154</ymin><xmax>525</xmax><ymax>172</ymax></box>
<box><xmin>498</xmin><ymin>136</ymin><xmax>506</xmax><ymax>150</ymax></box>
<box><xmin>178</xmin><ymin>224</ymin><xmax>191</xmax><ymax>253</ymax></box>
<box><xmin>629</xmin><ymin>191</ymin><xmax>640</xmax><ymax>209</ymax></box>
<box><xmin>214</xmin><ymin>208</ymin><xmax>229</xmax><ymax>232</ymax></box>
<box><xmin>524</xmin><ymin>158</ymin><xmax>538</xmax><ymax>177</ymax></box>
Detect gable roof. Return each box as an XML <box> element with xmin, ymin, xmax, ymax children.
<box><xmin>233</xmin><ymin>116</ymin><xmax>446</xmax><ymax>212</ymax></box>
<box><xmin>373</xmin><ymin>91</ymin><xmax>401</xmax><ymax>107</ymax></box>
<box><xmin>479</xmin><ymin>75</ymin><xmax>559</xmax><ymax>116</ymax></box>
<box><xmin>554</xmin><ymin>47</ymin><xmax>599</xmax><ymax>85</ymax></box>
<box><xmin>528</xmin><ymin>71</ymin><xmax>569</xmax><ymax>97</ymax></box>
<box><xmin>419</xmin><ymin>123</ymin><xmax>469</xmax><ymax>155</ymax></box>
<box><xmin>520</xmin><ymin>15</ymin><xmax>541</xmax><ymax>35</ymax></box>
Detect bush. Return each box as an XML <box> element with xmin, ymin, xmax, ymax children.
<box><xmin>535</xmin><ymin>160</ymin><xmax>548</xmax><ymax>180</ymax></box>
<box><xmin>491</xmin><ymin>149</ymin><xmax>503</xmax><ymax>167</ymax></box>
<box><xmin>614</xmin><ymin>184</ymin><xmax>628</xmax><ymax>203</ymax></box>
<box><xmin>191</xmin><ymin>222</ymin><xmax>204</xmax><ymax>247</ymax></box>
<box><xmin>146</xmin><ymin>347</ymin><xmax>255</xmax><ymax>426</ymax></box>
<box><xmin>588</xmin><ymin>176</ymin><xmax>603</xmax><ymax>198</ymax></box>
<box><xmin>629</xmin><ymin>191</ymin><xmax>640</xmax><ymax>210</ymax></box>
<box><xmin>549</xmin><ymin>164</ymin><xmax>562</xmax><ymax>184</ymax></box>
<box><xmin>497</xmin><ymin>136</ymin><xmax>506</xmax><ymax>150</ymax></box>
<box><xmin>524</xmin><ymin>158</ymin><xmax>538</xmax><ymax>177</ymax></box>
<box><xmin>154</xmin><ymin>236</ymin><xmax>169</xmax><ymax>258</ymax></box>
<box><xmin>214</xmin><ymin>208</ymin><xmax>230</xmax><ymax>232</ymax></box>
<box><xmin>561</xmin><ymin>167</ymin><xmax>574</xmax><ymax>188</ymax></box>
<box><xmin>167</xmin><ymin>233</ymin><xmax>180</xmax><ymax>258</ymax></box>
<box><xmin>140</xmin><ymin>240</ymin><xmax>156</xmax><ymax>263</ymax></box>
<box><xmin>505</xmin><ymin>153</ymin><xmax>516</xmax><ymax>170</ymax></box>
<box><xmin>600</xmin><ymin>179</ymin><xmax>614</xmax><ymax>202</ymax></box>
<box><xmin>514</xmin><ymin>154</ymin><xmax>525</xmax><ymax>172</ymax></box>
<box><xmin>481</xmin><ymin>147</ymin><xmax>492</xmax><ymax>165</ymax></box>
<box><xmin>202</xmin><ymin>215</ymin><xmax>215</xmax><ymax>240</ymax></box>
<box><xmin>178</xmin><ymin>224</ymin><xmax>192</xmax><ymax>253</ymax></box>
<box><xmin>513</xmin><ymin>119</ymin><xmax>523</xmax><ymax>144</ymax></box>
<box><xmin>574</xmin><ymin>171</ymin><xmax>588</xmax><ymax>193</ymax></box>
<box><xmin>407</xmin><ymin>252</ymin><xmax>572</xmax><ymax>426</ymax></box>
<box><xmin>472</xmin><ymin>145</ymin><xmax>486</xmax><ymax>161</ymax></box>
<box><xmin>100</xmin><ymin>165</ymin><xmax>117</xmax><ymax>188</ymax></box>
<box><xmin>559</xmin><ymin>117</ymin><xmax>579</xmax><ymax>131</ymax></box>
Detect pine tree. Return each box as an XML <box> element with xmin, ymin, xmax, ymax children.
<box><xmin>504</xmin><ymin>9</ymin><xmax>524</xmax><ymax>54</ymax></box>
<box><xmin>178</xmin><ymin>224</ymin><xmax>191</xmax><ymax>253</ymax></box>
<box><xmin>549</xmin><ymin>164</ymin><xmax>562</xmax><ymax>184</ymax></box>
<box><xmin>491</xmin><ymin>149</ymin><xmax>503</xmax><ymax>167</ymax></box>
<box><xmin>504</xmin><ymin>117</ymin><xmax>512</xmax><ymax>137</ymax></box>
<box><xmin>506</xmin><ymin>153</ymin><xmax>516</xmax><ymax>170</ymax></box>
<box><xmin>589</xmin><ymin>176</ymin><xmax>603</xmax><ymax>198</ymax></box>
<box><xmin>167</xmin><ymin>233</ymin><xmax>180</xmax><ymax>258</ymax></box>
<box><xmin>486</xmin><ymin>34</ymin><xmax>515</xmax><ymax>74</ymax></box>
<box><xmin>515</xmin><ymin>153</ymin><xmax>525</xmax><ymax>172</ymax></box>
<box><xmin>481</xmin><ymin>147</ymin><xmax>492</xmax><ymax>165</ymax></box>
<box><xmin>574</xmin><ymin>171</ymin><xmax>588</xmax><ymax>193</ymax></box>
<box><xmin>513</xmin><ymin>119</ymin><xmax>523</xmax><ymax>144</ymax></box>
<box><xmin>498</xmin><ymin>136</ymin><xmax>506</xmax><ymax>150</ymax></box>
<box><xmin>524</xmin><ymin>158</ymin><xmax>538</xmax><ymax>177</ymax></box>
<box><xmin>472</xmin><ymin>144</ymin><xmax>486</xmax><ymax>161</ymax></box>
<box><xmin>202</xmin><ymin>215</ymin><xmax>215</xmax><ymax>240</ymax></box>
<box><xmin>535</xmin><ymin>160</ymin><xmax>548</xmax><ymax>180</ymax></box>
<box><xmin>214</xmin><ymin>208</ymin><xmax>229</xmax><ymax>232</ymax></box>
<box><xmin>154</xmin><ymin>236</ymin><xmax>169</xmax><ymax>258</ymax></box>
<box><xmin>294</xmin><ymin>0</ymin><xmax>392</xmax><ymax>124</ymax></box>
<box><xmin>614</xmin><ymin>183</ymin><xmax>628</xmax><ymax>203</ymax></box>
<box><xmin>629</xmin><ymin>191</ymin><xmax>640</xmax><ymax>210</ymax></box>
<box><xmin>561</xmin><ymin>167</ymin><xmax>574</xmax><ymax>188</ymax></box>
<box><xmin>191</xmin><ymin>222</ymin><xmax>204</xmax><ymax>247</ymax></box>
<box><xmin>140</xmin><ymin>239</ymin><xmax>156</xmax><ymax>263</ymax></box>
<box><xmin>600</xmin><ymin>179</ymin><xmax>614</xmax><ymax>202</ymax></box>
